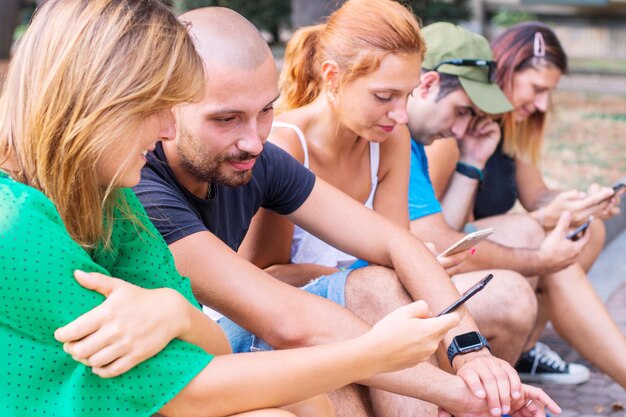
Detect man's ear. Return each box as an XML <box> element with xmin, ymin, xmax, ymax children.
<box><xmin>321</xmin><ymin>60</ymin><xmax>340</xmax><ymax>92</ymax></box>
<box><xmin>418</xmin><ymin>71</ymin><xmax>440</xmax><ymax>99</ymax></box>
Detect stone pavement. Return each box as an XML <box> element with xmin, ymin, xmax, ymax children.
<box><xmin>531</xmin><ymin>227</ymin><xmax>626</xmax><ymax>417</ymax></box>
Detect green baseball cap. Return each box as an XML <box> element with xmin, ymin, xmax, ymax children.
<box><xmin>422</xmin><ymin>22</ymin><xmax>512</xmax><ymax>114</ymax></box>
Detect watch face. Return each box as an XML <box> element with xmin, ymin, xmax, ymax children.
<box><xmin>456</xmin><ymin>332</ymin><xmax>483</xmax><ymax>350</ymax></box>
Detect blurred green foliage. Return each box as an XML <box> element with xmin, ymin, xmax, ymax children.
<box><xmin>490</xmin><ymin>8</ymin><xmax>538</xmax><ymax>27</ymax></box>
<box><xmin>174</xmin><ymin>0</ymin><xmax>290</xmax><ymax>42</ymax></box>
<box><xmin>401</xmin><ymin>0</ymin><xmax>471</xmax><ymax>25</ymax></box>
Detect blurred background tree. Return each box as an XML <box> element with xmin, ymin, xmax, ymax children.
<box><xmin>174</xmin><ymin>0</ymin><xmax>289</xmax><ymax>43</ymax></box>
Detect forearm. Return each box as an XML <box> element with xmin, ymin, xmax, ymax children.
<box><xmin>460</xmin><ymin>240</ymin><xmax>547</xmax><ymax>277</ymax></box>
<box><xmin>179</xmin><ymin>299</ymin><xmax>231</xmax><ymax>355</ymax></box>
<box><xmin>264</xmin><ymin>263</ymin><xmax>339</xmax><ymax>287</ymax></box>
<box><xmin>361</xmin><ymin>361</ymin><xmax>475</xmax><ymax>409</ymax></box>
<box><xmin>440</xmin><ymin>173</ymin><xmax>480</xmax><ymax>231</ymax></box>
<box><xmin>160</xmin><ymin>335</ymin><xmax>381</xmax><ymax>417</ymax></box>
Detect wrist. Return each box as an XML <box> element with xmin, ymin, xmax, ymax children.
<box><xmin>447</xmin><ymin>331</ymin><xmax>491</xmax><ymax>368</ymax></box>
<box><xmin>455</xmin><ymin>161</ymin><xmax>484</xmax><ymax>183</ymax></box>
<box><xmin>451</xmin><ymin>348</ymin><xmax>491</xmax><ymax>370</ymax></box>
<box><xmin>458</xmin><ymin>157</ymin><xmax>486</xmax><ymax>170</ymax></box>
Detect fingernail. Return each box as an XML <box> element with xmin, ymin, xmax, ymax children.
<box><xmin>470</xmin><ymin>248</ymin><xmax>477</xmax><ymax>255</ymax></box>
<box><xmin>512</xmin><ymin>391</ymin><xmax>521</xmax><ymax>399</ymax></box>
<box><xmin>502</xmin><ymin>406</ymin><xmax>510</xmax><ymax>414</ymax></box>
<box><xmin>490</xmin><ymin>408</ymin><xmax>501</xmax><ymax>416</ymax></box>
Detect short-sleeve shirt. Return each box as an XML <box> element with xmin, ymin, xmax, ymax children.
<box><xmin>134</xmin><ymin>142</ymin><xmax>316</xmax><ymax>251</ymax></box>
<box><xmin>0</xmin><ymin>172</ymin><xmax>213</xmax><ymax>417</ymax></box>
<box><xmin>408</xmin><ymin>139</ymin><xmax>442</xmax><ymax>220</ymax></box>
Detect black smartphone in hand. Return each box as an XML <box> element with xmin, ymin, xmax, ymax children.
<box><xmin>566</xmin><ymin>218</ymin><xmax>592</xmax><ymax>241</ymax></box>
<box><xmin>436</xmin><ymin>273</ymin><xmax>494</xmax><ymax>317</ymax></box>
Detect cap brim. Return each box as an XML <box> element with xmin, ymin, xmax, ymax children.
<box><xmin>459</xmin><ymin>77</ymin><xmax>513</xmax><ymax>115</ymax></box>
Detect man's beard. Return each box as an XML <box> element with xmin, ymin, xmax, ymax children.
<box><xmin>176</xmin><ymin>129</ymin><xmax>260</xmax><ymax>187</ymax></box>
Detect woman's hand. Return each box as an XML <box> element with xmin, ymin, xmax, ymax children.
<box><xmin>586</xmin><ymin>183</ymin><xmax>623</xmax><ymax>220</ymax></box>
<box><xmin>55</xmin><ymin>270</ymin><xmax>190</xmax><ymax>378</ymax></box>
<box><xmin>538</xmin><ymin>187</ymin><xmax>614</xmax><ymax>229</ymax></box>
<box><xmin>425</xmin><ymin>241</ymin><xmax>471</xmax><ymax>277</ymax></box>
<box><xmin>364</xmin><ymin>300</ymin><xmax>463</xmax><ymax>373</ymax></box>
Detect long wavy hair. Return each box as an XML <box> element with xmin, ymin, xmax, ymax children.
<box><xmin>492</xmin><ymin>22</ymin><xmax>567</xmax><ymax>164</ymax></box>
<box><xmin>0</xmin><ymin>0</ymin><xmax>205</xmax><ymax>249</ymax></box>
<box><xmin>278</xmin><ymin>0</ymin><xmax>424</xmax><ymax>113</ymax></box>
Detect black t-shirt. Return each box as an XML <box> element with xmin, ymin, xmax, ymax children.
<box><xmin>134</xmin><ymin>142</ymin><xmax>316</xmax><ymax>252</ymax></box>
<box><xmin>473</xmin><ymin>140</ymin><xmax>517</xmax><ymax>220</ymax></box>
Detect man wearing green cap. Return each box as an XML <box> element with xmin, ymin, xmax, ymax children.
<box><xmin>406</xmin><ymin>22</ymin><xmax>591</xmax><ymax>385</ymax></box>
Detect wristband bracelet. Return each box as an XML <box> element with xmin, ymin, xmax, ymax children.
<box><xmin>455</xmin><ymin>161</ymin><xmax>484</xmax><ymax>183</ymax></box>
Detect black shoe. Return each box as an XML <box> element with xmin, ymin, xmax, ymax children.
<box><xmin>515</xmin><ymin>342</ymin><xmax>590</xmax><ymax>385</ymax></box>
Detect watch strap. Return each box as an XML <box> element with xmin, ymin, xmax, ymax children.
<box><xmin>447</xmin><ymin>332</ymin><xmax>491</xmax><ymax>366</ymax></box>
<box><xmin>456</xmin><ymin>161</ymin><xmax>484</xmax><ymax>182</ymax></box>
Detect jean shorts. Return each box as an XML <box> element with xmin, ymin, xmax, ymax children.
<box><xmin>217</xmin><ymin>268</ymin><xmax>351</xmax><ymax>353</ymax></box>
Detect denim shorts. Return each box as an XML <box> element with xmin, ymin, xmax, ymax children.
<box><xmin>217</xmin><ymin>268</ymin><xmax>351</xmax><ymax>353</ymax></box>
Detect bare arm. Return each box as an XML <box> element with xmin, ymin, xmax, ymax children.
<box><xmin>159</xmin><ymin>302</ymin><xmax>465</xmax><ymax>417</ymax></box>
<box><xmin>239</xmin><ymin>208</ymin><xmax>335</xmax><ymax>286</ymax></box>
<box><xmin>426</xmin><ymin>138</ymin><xmax>459</xmax><ymax>199</ymax></box>
<box><xmin>410</xmin><ymin>211</ymin><xmax>588</xmax><ymax>277</ymax></box>
<box><xmin>372</xmin><ymin>127</ymin><xmax>411</xmax><ymax>228</ymax></box>
<box><xmin>516</xmin><ymin>159</ymin><xmax>615</xmax><ymax>228</ymax></box>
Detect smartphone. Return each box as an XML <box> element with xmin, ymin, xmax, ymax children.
<box><xmin>437</xmin><ymin>228</ymin><xmax>494</xmax><ymax>258</ymax></box>
<box><xmin>436</xmin><ymin>273</ymin><xmax>494</xmax><ymax>317</ymax></box>
<box><xmin>566</xmin><ymin>218</ymin><xmax>592</xmax><ymax>241</ymax></box>
<box><xmin>612</xmin><ymin>182</ymin><xmax>625</xmax><ymax>194</ymax></box>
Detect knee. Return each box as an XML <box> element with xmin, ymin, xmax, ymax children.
<box><xmin>486</xmin><ymin>270</ymin><xmax>537</xmax><ymax>332</ymax></box>
<box><xmin>283</xmin><ymin>394</ymin><xmax>335</xmax><ymax>417</ymax></box>
<box><xmin>346</xmin><ymin>266</ymin><xmax>411</xmax><ymax>313</ymax></box>
<box><xmin>510</xmin><ymin>214</ymin><xmax>545</xmax><ymax>249</ymax></box>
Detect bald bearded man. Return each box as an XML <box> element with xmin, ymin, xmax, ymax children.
<box><xmin>133</xmin><ymin>7</ymin><xmax>555</xmax><ymax>417</ymax></box>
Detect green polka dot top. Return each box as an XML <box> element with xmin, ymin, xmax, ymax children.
<box><xmin>0</xmin><ymin>172</ymin><xmax>213</xmax><ymax>416</ymax></box>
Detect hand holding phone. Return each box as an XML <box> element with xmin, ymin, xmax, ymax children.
<box><xmin>436</xmin><ymin>274</ymin><xmax>494</xmax><ymax>317</ymax></box>
<box><xmin>565</xmin><ymin>216</ymin><xmax>593</xmax><ymax>241</ymax></box>
<box><xmin>437</xmin><ymin>228</ymin><xmax>494</xmax><ymax>259</ymax></box>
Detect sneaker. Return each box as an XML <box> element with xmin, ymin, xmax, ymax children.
<box><xmin>515</xmin><ymin>342</ymin><xmax>591</xmax><ymax>385</ymax></box>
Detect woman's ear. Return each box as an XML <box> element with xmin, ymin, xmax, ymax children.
<box><xmin>321</xmin><ymin>60</ymin><xmax>340</xmax><ymax>92</ymax></box>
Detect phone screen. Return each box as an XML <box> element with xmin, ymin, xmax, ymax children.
<box><xmin>436</xmin><ymin>273</ymin><xmax>494</xmax><ymax>317</ymax></box>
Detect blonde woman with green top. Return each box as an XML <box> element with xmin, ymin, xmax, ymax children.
<box><xmin>0</xmin><ymin>1</ymin><xmax>465</xmax><ymax>416</ymax></box>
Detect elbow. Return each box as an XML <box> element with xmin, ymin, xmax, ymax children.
<box><xmin>263</xmin><ymin>317</ymin><xmax>320</xmax><ymax>349</ymax></box>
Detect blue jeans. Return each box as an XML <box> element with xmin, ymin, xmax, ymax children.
<box><xmin>217</xmin><ymin>269</ymin><xmax>351</xmax><ymax>352</ymax></box>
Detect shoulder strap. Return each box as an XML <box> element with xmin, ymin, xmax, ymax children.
<box><xmin>272</xmin><ymin>121</ymin><xmax>310</xmax><ymax>168</ymax></box>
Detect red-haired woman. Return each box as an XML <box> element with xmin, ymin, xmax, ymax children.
<box><xmin>239</xmin><ymin>1</ymin><xmax>540</xmax><ymax>415</ymax></box>
<box><xmin>427</xmin><ymin>22</ymin><xmax>626</xmax><ymax>389</ymax></box>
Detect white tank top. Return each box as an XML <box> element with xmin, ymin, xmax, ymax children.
<box><xmin>271</xmin><ymin>121</ymin><xmax>380</xmax><ymax>268</ymax></box>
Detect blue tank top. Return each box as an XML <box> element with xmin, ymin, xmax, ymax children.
<box><xmin>473</xmin><ymin>141</ymin><xmax>517</xmax><ymax>219</ymax></box>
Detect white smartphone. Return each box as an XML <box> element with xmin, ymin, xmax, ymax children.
<box><xmin>437</xmin><ymin>228</ymin><xmax>494</xmax><ymax>258</ymax></box>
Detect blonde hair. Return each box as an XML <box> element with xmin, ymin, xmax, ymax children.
<box><xmin>278</xmin><ymin>0</ymin><xmax>424</xmax><ymax>113</ymax></box>
<box><xmin>0</xmin><ymin>0</ymin><xmax>205</xmax><ymax>249</ymax></box>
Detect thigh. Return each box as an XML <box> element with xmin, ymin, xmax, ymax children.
<box><xmin>472</xmin><ymin>213</ymin><xmax>544</xmax><ymax>249</ymax></box>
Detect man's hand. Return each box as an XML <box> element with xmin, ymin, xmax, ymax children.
<box><xmin>54</xmin><ymin>270</ymin><xmax>188</xmax><ymax>378</ymax></box>
<box><xmin>537</xmin><ymin>211</ymin><xmax>590</xmax><ymax>275</ymax></box>
<box><xmin>458</xmin><ymin>116</ymin><xmax>501</xmax><ymax>168</ymax></box>
<box><xmin>453</xmin><ymin>350</ymin><xmax>523</xmax><ymax>416</ymax></box>
<box><xmin>438</xmin><ymin>382</ymin><xmax>561</xmax><ymax>417</ymax></box>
